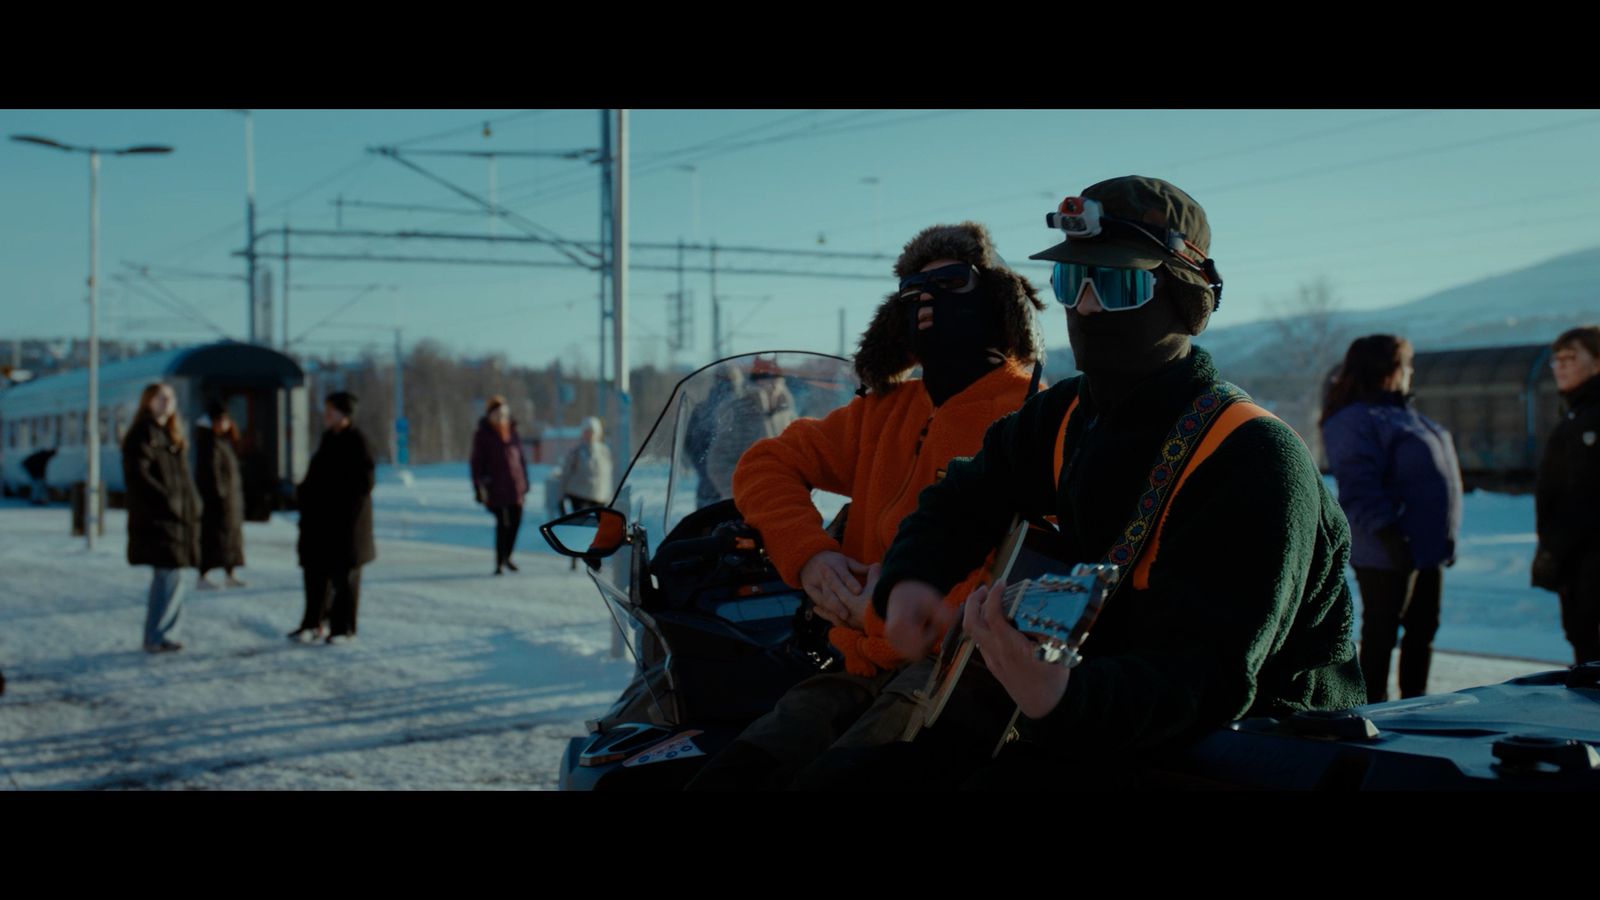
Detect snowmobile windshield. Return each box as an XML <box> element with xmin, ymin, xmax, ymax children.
<box><xmin>609</xmin><ymin>351</ymin><xmax>858</xmax><ymax>554</ymax></box>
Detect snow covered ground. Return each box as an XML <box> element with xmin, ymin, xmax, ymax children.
<box><xmin>1342</xmin><ymin>479</ymin><xmax>1573</xmax><ymax>671</ymax></box>
<box><xmin>0</xmin><ymin>463</ymin><xmax>631</xmax><ymax>790</ymax></box>
<box><xmin>0</xmin><ymin>465</ymin><xmax>1575</xmax><ymax>790</ymax></box>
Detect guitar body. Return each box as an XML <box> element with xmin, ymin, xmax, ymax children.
<box><xmin>905</xmin><ymin>520</ymin><xmax>1113</xmax><ymax>746</ymax></box>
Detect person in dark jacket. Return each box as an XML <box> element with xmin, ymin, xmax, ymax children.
<box><xmin>1534</xmin><ymin>325</ymin><xmax>1600</xmax><ymax>664</ymax></box>
<box><xmin>1321</xmin><ymin>335</ymin><xmax>1464</xmax><ymax>702</ymax></box>
<box><xmin>22</xmin><ymin>446</ymin><xmax>56</xmax><ymax>505</ymax></box>
<box><xmin>194</xmin><ymin>400</ymin><xmax>247</xmax><ymax>589</ymax></box>
<box><xmin>289</xmin><ymin>391</ymin><xmax>376</xmax><ymax>645</ymax></box>
<box><xmin>122</xmin><ymin>382</ymin><xmax>201</xmax><ymax>653</ymax></box>
<box><xmin>801</xmin><ymin>176</ymin><xmax>1366</xmax><ymax>790</ymax></box>
<box><xmin>470</xmin><ymin>394</ymin><xmax>530</xmax><ymax>575</ymax></box>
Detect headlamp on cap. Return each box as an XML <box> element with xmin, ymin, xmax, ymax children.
<box><xmin>1043</xmin><ymin>195</ymin><xmax>1224</xmax><ymax>310</ymax></box>
<box><xmin>1045</xmin><ymin>196</ymin><xmax>1104</xmax><ymax>238</ymax></box>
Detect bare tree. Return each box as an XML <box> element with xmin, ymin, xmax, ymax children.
<box><xmin>1266</xmin><ymin>277</ymin><xmax>1348</xmax><ymax>385</ymax></box>
<box><xmin>1236</xmin><ymin>277</ymin><xmax>1349</xmax><ymax>460</ymax></box>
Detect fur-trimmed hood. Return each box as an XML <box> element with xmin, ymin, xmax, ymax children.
<box><xmin>855</xmin><ymin>221</ymin><xmax>1047</xmax><ymax>394</ymax></box>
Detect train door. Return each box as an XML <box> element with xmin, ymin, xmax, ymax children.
<box><xmin>286</xmin><ymin>384</ymin><xmax>308</xmax><ymax>488</ymax></box>
<box><xmin>224</xmin><ymin>388</ymin><xmax>277</xmax><ymax>522</ymax></box>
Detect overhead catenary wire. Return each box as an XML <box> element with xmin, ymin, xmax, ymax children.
<box><xmin>815</xmin><ymin>110</ymin><xmax>1438</xmax><ymax>242</ymax></box>
<box><xmin>388</xmin><ymin>109</ymin><xmax>551</xmax><ymax>149</ymax></box>
<box><xmin>110</xmin><ymin>274</ymin><xmax>231</xmax><ymax>338</ymax></box>
<box><xmin>495</xmin><ymin>110</ymin><xmax>957</xmax><ymax>212</ymax></box>
<box><xmin>288</xmin><ymin>284</ymin><xmax>393</xmax><ymax>346</ymax></box>
<box><xmin>118</xmin><ymin>265</ymin><xmax>233</xmax><ymax>337</ymax></box>
<box><xmin>262</xmin><ymin>250</ymin><xmax>891</xmax><ymax>281</ymax></box>
<box><xmin>369</xmin><ymin>147</ymin><xmax>601</xmax><ymax>269</ymax></box>
<box><xmin>1195</xmin><ymin>112</ymin><xmax>1600</xmax><ymax>197</ymax></box>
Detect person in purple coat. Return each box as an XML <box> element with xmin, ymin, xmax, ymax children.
<box><xmin>470</xmin><ymin>395</ymin><xmax>530</xmax><ymax>575</ymax></box>
<box><xmin>1321</xmin><ymin>334</ymin><xmax>1463</xmax><ymax>702</ymax></box>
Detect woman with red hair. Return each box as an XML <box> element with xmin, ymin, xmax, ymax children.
<box><xmin>122</xmin><ymin>382</ymin><xmax>201</xmax><ymax>653</ymax></box>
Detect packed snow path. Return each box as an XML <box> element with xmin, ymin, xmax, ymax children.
<box><xmin>0</xmin><ymin>464</ymin><xmax>631</xmax><ymax>790</ymax></box>
<box><xmin>0</xmin><ymin>465</ymin><xmax>1574</xmax><ymax>790</ymax></box>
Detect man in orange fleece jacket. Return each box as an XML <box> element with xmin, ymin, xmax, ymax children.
<box><xmin>685</xmin><ymin>221</ymin><xmax>1047</xmax><ymax>790</ymax></box>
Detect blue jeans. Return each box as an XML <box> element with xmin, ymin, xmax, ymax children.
<box><xmin>144</xmin><ymin>567</ymin><xmax>187</xmax><ymax>647</ymax></box>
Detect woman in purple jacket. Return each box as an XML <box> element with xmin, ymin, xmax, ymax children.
<box><xmin>1321</xmin><ymin>335</ymin><xmax>1463</xmax><ymax>702</ymax></box>
<box><xmin>470</xmin><ymin>395</ymin><xmax>530</xmax><ymax>575</ymax></box>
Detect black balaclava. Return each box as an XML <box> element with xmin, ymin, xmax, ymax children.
<box><xmin>908</xmin><ymin>274</ymin><xmax>1008</xmax><ymax>406</ymax></box>
<box><xmin>1065</xmin><ymin>279</ymin><xmax>1192</xmax><ymax>409</ymax></box>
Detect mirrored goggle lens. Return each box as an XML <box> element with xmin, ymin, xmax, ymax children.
<box><xmin>899</xmin><ymin>264</ymin><xmax>978</xmax><ymax>298</ymax></box>
<box><xmin>1050</xmin><ymin>263</ymin><xmax>1156</xmax><ymax>310</ymax></box>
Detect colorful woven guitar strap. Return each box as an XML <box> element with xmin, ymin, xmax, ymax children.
<box><xmin>1053</xmin><ymin>381</ymin><xmax>1264</xmax><ymax>597</ymax></box>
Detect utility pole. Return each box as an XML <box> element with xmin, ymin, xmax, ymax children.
<box><xmin>839</xmin><ymin>307</ymin><xmax>847</xmax><ymax>356</ymax></box>
<box><xmin>237</xmin><ymin>110</ymin><xmax>258</xmax><ymax>344</ymax></box>
<box><xmin>259</xmin><ymin>268</ymin><xmax>273</xmax><ymax>347</ymax></box>
<box><xmin>710</xmin><ymin>241</ymin><xmax>721</xmax><ymax>359</ymax></box>
<box><xmin>596</xmin><ymin>111</ymin><xmax>611</xmax><ymax>421</ymax></box>
<box><xmin>668</xmin><ymin>237</ymin><xmax>693</xmax><ymax>358</ymax></box>
<box><xmin>393</xmin><ymin>327</ymin><xmax>407</xmax><ymax>467</ymax></box>
<box><xmin>674</xmin><ymin>239</ymin><xmax>684</xmax><ymax>352</ymax></box>
<box><xmin>487</xmin><ymin>154</ymin><xmax>498</xmax><ymax>239</ymax></box>
<box><xmin>613</xmin><ymin>108</ymin><xmax>629</xmax><ymax>478</ymax></box>
<box><xmin>281</xmin><ymin>224</ymin><xmax>290</xmax><ymax>351</ymax></box>
<box><xmin>87</xmin><ymin>150</ymin><xmax>101</xmax><ymax>546</ymax></box>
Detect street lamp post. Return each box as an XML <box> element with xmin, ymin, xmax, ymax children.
<box><xmin>10</xmin><ymin>134</ymin><xmax>174</xmax><ymax>551</ymax></box>
<box><xmin>230</xmin><ymin>110</ymin><xmax>258</xmax><ymax>343</ymax></box>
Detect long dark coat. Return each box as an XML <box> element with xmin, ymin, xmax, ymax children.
<box><xmin>194</xmin><ymin>423</ymin><xmax>246</xmax><ymax>570</ymax></box>
<box><xmin>1537</xmin><ymin>374</ymin><xmax>1600</xmax><ymax>576</ymax></box>
<box><xmin>469</xmin><ymin>417</ymin><xmax>529</xmax><ymax>507</ymax></box>
<box><xmin>122</xmin><ymin>418</ymin><xmax>201</xmax><ymax>568</ymax></box>
<box><xmin>296</xmin><ymin>425</ymin><xmax>377</xmax><ymax>570</ymax></box>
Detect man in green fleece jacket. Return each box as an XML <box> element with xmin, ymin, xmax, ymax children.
<box><xmin>805</xmin><ymin>176</ymin><xmax>1367</xmax><ymax>789</ymax></box>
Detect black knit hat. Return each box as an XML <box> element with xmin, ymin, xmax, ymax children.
<box><xmin>326</xmin><ymin>391</ymin><xmax>357</xmax><ymax>417</ymax></box>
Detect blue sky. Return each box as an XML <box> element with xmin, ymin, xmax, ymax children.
<box><xmin>4</xmin><ymin>108</ymin><xmax>1597</xmax><ymax>373</ymax></box>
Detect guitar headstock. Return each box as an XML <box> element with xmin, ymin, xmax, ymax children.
<box><xmin>1006</xmin><ymin>563</ymin><xmax>1119</xmax><ymax>667</ymax></box>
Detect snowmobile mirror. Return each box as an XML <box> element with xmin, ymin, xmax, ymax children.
<box><xmin>540</xmin><ymin>507</ymin><xmax>629</xmax><ymax>560</ymax></box>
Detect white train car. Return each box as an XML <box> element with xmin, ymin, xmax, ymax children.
<box><xmin>0</xmin><ymin>341</ymin><xmax>308</xmax><ymax>519</ymax></box>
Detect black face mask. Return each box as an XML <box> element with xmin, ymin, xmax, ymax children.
<box><xmin>1065</xmin><ymin>285</ymin><xmax>1190</xmax><ymax>378</ymax></box>
<box><xmin>906</xmin><ymin>282</ymin><xmax>1005</xmax><ymax>406</ymax></box>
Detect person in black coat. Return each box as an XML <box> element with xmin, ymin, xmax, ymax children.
<box><xmin>122</xmin><ymin>382</ymin><xmax>201</xmax><ymax>653</ymax></box>
<box><xmin>290</xmin><ymin>391</ymin><xmax>376</xmax><ymax>645</ymax></box>
<box><xmin>22</xmin><ymin>446</ymin><xmax>56</xmax><ymax>505</ymax></box>
<box><xmin>194</xmin><ymin>400</ymin><xmax>247</xmax><ymax>588</ymax></box>
<box><xmin>469</xmin><ymin>394</ymin><xmax>530</xmax><ymax>575</ymax></box>
<box><xmin>1534</xmin><ymin>325</ymin><xmax>1600</xmax><ymax>664</ymax></box>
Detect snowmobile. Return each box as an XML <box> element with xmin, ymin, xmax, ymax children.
<box><xmin>541</xmin><ymin>352</ymin><xmax>858</xmax><ymax>790</ymax></box>
<box><xmin>542</xmin><ymin>351</ymin><xmax>1600</xmax><ymax>791</ymax></box>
